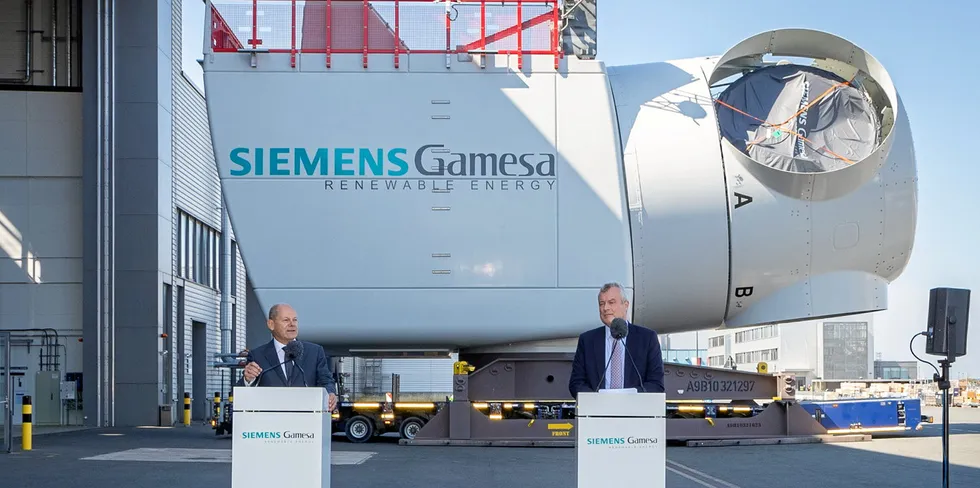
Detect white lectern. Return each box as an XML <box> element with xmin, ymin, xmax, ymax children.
<box><xmin>576</xmin><ymin>391</ymin><xmax>666</xmax><ymax>488</ymax></box>
<box><xmin>232</xmin><ymin>386</ymin><xmax>332</xmax><ymax>488</ymax></box>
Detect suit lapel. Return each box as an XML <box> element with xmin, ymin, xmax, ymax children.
<box><xmin>593</xmin><ymin>327</ymin><xmax>606</xmax><ymax>389</ymax></box>
<box><xmin>264</xmin><ymin>342</ymin><xmax>287</xmax><ymax>385</ymax></box>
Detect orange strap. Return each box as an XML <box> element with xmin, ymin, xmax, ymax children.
<box><xmin>775</xmin><ymin>79</ymin><xmax>851</xmax><ymax>127</ymax></box>
<box><xmin>713</xmin><ymin>86</ymin><xmax>855</xmax><ymax>165</ymax></box>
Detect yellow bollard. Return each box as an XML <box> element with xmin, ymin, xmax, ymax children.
<box><xmin>22</xmin><ymin>395</ymin><xmax>32</xmax><ymax>451</ymax></box>
<box><xmin>212</xmin><ymin>391</ymin><xmax>221</xmax><ymax>427</ymax></box>
<box><xmin>183</xmin><ymin>392</ymin><xmax>191</xmax><ymax>426</ymax></box>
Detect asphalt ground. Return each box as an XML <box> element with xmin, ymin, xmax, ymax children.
<box><xmin>1</xmin><ymin>405</ymin><xmax>979</xmax><ymax>488</ymax></box>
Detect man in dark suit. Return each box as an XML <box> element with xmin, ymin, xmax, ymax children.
<box><xmin>238</xmin><ymin>303</ymin><xmax>338</xmax><ymax>411</ymax></box>
<box><xmin>568</xmin><ymin>283</ymin><xmax>665</xmax><ymax>397</ymax></box>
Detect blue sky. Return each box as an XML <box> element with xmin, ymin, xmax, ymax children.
<box><xmin>182</xmin><ymin>1</ymin><xmax>979</xmax><ymax>379</ymax></box>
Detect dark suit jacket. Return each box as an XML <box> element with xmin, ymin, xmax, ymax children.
<box><xmin>568</xmin><ymin>323</ymin><xmax>665</xmax><ymax>397</ymax></box>
<box><xmin>236</xmin><ymin>339</ymin><xmax>337</xmax><ymax>395</ymax></box>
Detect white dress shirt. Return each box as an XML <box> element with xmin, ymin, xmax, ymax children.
<box><xmin>603</xmin><ymin>325</ymin><xmax>627</xmax><ymax>389</ymax></box>
<box><xmin>274</xmin><ymin>339</ymin><xmax>289</xmax><ymax>378</ymax></box>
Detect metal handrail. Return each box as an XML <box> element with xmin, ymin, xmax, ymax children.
<box><xmin>1</xmin><ymin>331</ymin><xmax>12</xmax><ymax>453</ymax></box>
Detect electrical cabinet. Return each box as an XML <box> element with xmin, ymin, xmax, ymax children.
<box><xmin>34</xmin><ymin>371</ymin><xmax>62</xmax><ymax>426</ymax></box>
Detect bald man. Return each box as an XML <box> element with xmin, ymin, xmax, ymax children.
<box><xmin>237</xmin><ymin>303</ymin><xmax>337</xmax><ymax>412</ymax></box>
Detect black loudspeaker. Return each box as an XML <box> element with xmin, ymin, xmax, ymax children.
<box><xmin>925</xmin><ymin>287</ymin><xmax>971</xmax><ymax>358</ymax></box>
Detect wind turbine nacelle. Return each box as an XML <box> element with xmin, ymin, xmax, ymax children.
<box><xmin>616</xmin><ymin>28</ymin><xmax>916</xmax><ymax>334</ymax></box>
<box><xmin>201</xmin><ymin>7</ymin><xmax>916</xmax><ymax>353</ymax></box>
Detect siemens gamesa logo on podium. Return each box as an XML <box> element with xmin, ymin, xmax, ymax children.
<box><xmin>586</xmin><ymin>437</ymin><xmax>625</xmax><ymax>445</ymax></box>
<box><xmin>586</xmin><ymin>436</ymin><xmax>659</xmax><ymax>448</ymax></box>
<box><xmin>242</xmin><ymin>431</ymin><xmax>317</xmax><ymax>444</ymax></box>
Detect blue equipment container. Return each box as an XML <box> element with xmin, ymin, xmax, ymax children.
<box><xmin>799</xmin><ymin>397</ymin><xmax>923</xmax><ymax>432</ymax></box>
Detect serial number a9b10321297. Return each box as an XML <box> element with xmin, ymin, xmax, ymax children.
<box><xmin>686</xmin><ymin>380</ymin><xmax>757</xmax><ymax>393</ymax></box>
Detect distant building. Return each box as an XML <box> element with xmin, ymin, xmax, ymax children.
<box><xmin>663</xmin><ymin>348</ymin><xmax>707</xmax><ymax>366</ymax></box>
<box><xmin>705</xmin><ymin>313</ymin><xmax>876</xmax><ymax>386</ymax></box>
<box><xmin>874</xmin><ymin>360</ymin><xmax>918</xmax><ymax>380</ymax></box>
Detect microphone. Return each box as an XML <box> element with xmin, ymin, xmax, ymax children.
<box><xmin>286</xmin><ymin>341</ymin><xmax>309</xmax><ymax>387</ymax></box>
<box><xmin>611</xmin><ymin>318</ymin><xmax>647</xmax><ymax>393</ymax></box>
<box><xmin>611</xmin><ymin>318</ymin><xmax>628</xmax><ymax>339</ymax></box>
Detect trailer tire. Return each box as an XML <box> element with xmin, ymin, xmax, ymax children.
<box><xmin>399</xmin><ymin>417</ymin><xmax>425</xmax><ymax>440</ymax></box>
<box><xmin>345</xmin><ymin>415</ymin><xmax>374</xmax><ymax>443</ymax></box>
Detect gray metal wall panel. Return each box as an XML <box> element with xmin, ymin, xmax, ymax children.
<box><xmin>111</xmin><ymin>0</ymin><xmax>172</xmax><ymax>427</ymax></box>
<box><xmin>80</xmin><ymin>0</ymin><xmax>100</xmax><ymax>428</ymax></box>
<box><xmin>0</xmin><ymin>90</ymin><xmax>86</xmax><ymax>425</ymax></box>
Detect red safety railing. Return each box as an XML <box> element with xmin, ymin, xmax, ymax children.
<box><xmin>209</xmin><ymin>0</ymin><xmax>563</xmax><ymax>69</ymax></box>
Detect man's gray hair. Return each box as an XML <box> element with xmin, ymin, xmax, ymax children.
<box><xmin>598</xmin><ymin>282</ymin><xmax>630</xmax><ymax>301</ymax></box>
<box><xmin>268</xmin><ymin>304</ymin><xmax>285</xmax><ymax>320</ymax></box>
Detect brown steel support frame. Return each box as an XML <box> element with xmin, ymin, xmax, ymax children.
<box><xmin>406</xmin><ymin>358</ymin><xmax>827</xmax><ymax>446</ymax></box>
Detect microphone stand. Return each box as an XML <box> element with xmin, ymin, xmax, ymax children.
<box><xmin>910</xmin><ymin>330</ymin><xmax>955</xmax><ymax>488</ymax></box>
<box><xmin>620</xmin><ymin>338</ymin><xmax>646</xmax><ymax>393</ymax></box>
<box><xmin>935</xmin><ymin>358</ymin><xmax>952</xmax><ymax>488</ymax></box>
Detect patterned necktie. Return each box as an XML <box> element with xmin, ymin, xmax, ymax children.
<box><xmin>610</xmin><ymin>340</ymin><xmax>624</xmax><ymax>389</ymax></box>
<box><xmin>284</xmin><ymin>356</ymin><xmax>294</xmax><ymax>385</ymax></box>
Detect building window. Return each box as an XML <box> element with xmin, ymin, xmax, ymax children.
<box><xmin>178</xmin><ymin>210</ymin><xmax>220</xmax><ymax>288</ymax></box>
<box><xmin>874</xmin><ymin>361</ymin><xmax>917</xmax><ymax>380</ymax></box>
<box><xmin>735</xmin><ymin>348</ymin><xmax>779</xmax><ymax>364</ymax></box>
<box><xmin>708</xmin><ymin>336</ymin><xmax>725</xmax><ymax>348</ymax></box>
<box><xmin>708</xmin><ymin>355</ymin><xmax>725</xmax><ymax>367</ymax></box>
<box><xmin>734</xmin><ymin>324</ymin><xmax>778</xmax><ymax>344</ymax></box>
<box><xmin>822</xmin><ymin>321</ymin><xmax>870</xmax><ymax>380</ymax></box>
<box><xmin>231</xmin><ymin>240</ymin><xmax>238</xmax><ymax>297</ymax></box>
<box><xmin>231</xmin><ymin>303</ymin><xmax>238</xmax><ymax>352</ymax></box>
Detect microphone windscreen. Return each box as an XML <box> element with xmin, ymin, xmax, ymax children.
<box><xmin>283</xmin><ymin>340</ymin><xmax>302</xmax><ymax>360</ymax></box>
<box><xmin>611</xmin><ymin>318</ymin><xmax>628</xmax><ymax>339</ymax></box>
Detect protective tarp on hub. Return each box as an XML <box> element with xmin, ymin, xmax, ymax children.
<box><xmin>716</xmin><ymin>64</ymin><xmax>881</xmax><ymax>173</ymax></box>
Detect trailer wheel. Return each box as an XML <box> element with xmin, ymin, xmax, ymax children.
<box><xmin>345</xmin><ymin>415</ymin><xmax>374</xmax><ymax>443</ymax></box>
<box><xmin>399</xmin><ymin>417</ymin><xmax>425</xmax><ymax>440</ymax></box>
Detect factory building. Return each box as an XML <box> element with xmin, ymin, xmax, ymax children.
<box><xmin>0</xmin><ymin>0</ymin><xmax>255</xmax><ymax>427</ymax></box>
<box><xmin>704</xmin><ymin>313</ymin><xmax>876</xmax><ymax>387</ymax></box>
<box><xmin>0</xmin><ymin>1</ymin><xmax>461</xmax><ymax>429</ymax></box>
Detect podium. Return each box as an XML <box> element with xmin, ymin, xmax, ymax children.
<box><xmin>231</xmin><ymin>386</ymin><xmax>332</xmax><ymax>488</ymax></box>
<box><xmin>575</xmin><ymin>391</ymin><xmax>666</xmax><ymax>488</ymax></box>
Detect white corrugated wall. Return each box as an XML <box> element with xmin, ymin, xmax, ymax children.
<box><xmin>335</xmin><ymin>356</ymin><xmax>456</xmax><ymax>400</ymax></box>
<box><xmin>381</xmin><ymin>358</ymin><xmax>455</xmax><ymax>394</ymax></box>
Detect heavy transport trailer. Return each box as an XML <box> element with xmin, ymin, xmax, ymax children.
<box><xmin>329</xmin><ymin>358</ymin><xmax>933</xmax><ymax>445</ymax></box>
<box><xmin>206</xmin><ymin>353</ymin><xmax>931</xmax><ymax>442</ymax></box>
